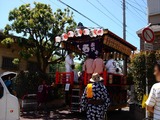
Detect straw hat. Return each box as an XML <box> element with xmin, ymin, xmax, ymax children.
<box><xmin>89</xmin><ymin>73</ymin><xmax>104</xmax><ymax>83</ymax></box>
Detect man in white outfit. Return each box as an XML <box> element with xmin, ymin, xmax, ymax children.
<box><xmin>65</xmin><ymin>52</ymin><xmax>74</xmax><ymax>72</ymax></box>
<box><xmin>105</xmin><ymin>54</ymin><xmax>117</xmax><ymax>73</ymax></box>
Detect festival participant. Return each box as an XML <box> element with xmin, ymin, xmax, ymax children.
<box><xmin>37</xmin><ymin>80</ymin><xmax>54</xmax><ymax>113</ymax></box>
<box><xmin>146</xmin><ymin>64</ymin><xmax>160</xmax><ymax>120</ymax></box>
<box><xmin>83</xmin><ymin>55</ymin><xmax>94</xmax><ymax>80</ymax></box>
<box><xmin>83</xmin><ymin>55</ymin><xmax>94</xmax><ymax>74</ymax></box>
<box><xmin>81</xmin><ymin>73</ymin><xmax>110</xmax><ymax>120</ymax></box>
<box><xmin>65</xmin><ymin>51</ymin><xmax>74</xmax><ymax>72</ymax></box>
<box><xmin>105</xmin><ymin>54</ymin><xmax>117</xmax><ymax>73</ymax></box>
<box><xmin>71</xmin><ymin>65</ymin><xmax>79</xmax><ymax>83</ymax></box>
<box><xmin>92</xmin><ymin>54</ymin><xmax>105</xmax><ymax>74</ymax></box>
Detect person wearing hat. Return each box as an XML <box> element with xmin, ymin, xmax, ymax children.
<box><xmin>81</xmin><ymin>73</ymin><xmax>110</xmax><ymax>120</ymax></box>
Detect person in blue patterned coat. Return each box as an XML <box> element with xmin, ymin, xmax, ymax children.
<box><xmin>81</xmin><ymin>73</ymin><xmax>110</xmax><ymax>120</ymax></box>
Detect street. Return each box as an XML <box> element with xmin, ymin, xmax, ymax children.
<box><xmin>20</xmin><ymin>107</ymin><xmax>133</xmax><ymax>120</ymax></box>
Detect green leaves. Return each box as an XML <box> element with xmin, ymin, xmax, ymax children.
<box><xmin>4</xmin><ymin>2</ymin><xmax>76</xmax><ymax>72</ymax></box>
<box><xmin>1</xmin><ymin>37</ymin><xmax>14</xmax><ymax>45</ymax></box>
<box><xmin>130</xmin><ymin>52</ymin><xmax>157</xmax><ymax>104</ymax></box>
<box><xmin>12</xmin><ymin>58</ymin><xmax>20</xmax><ymax>65</ymax></box>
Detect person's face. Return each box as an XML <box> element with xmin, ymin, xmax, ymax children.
<box><xmin>154</xmin><ymin>66</ymin><xmax>160</xmax><ymax>82</ymax></box>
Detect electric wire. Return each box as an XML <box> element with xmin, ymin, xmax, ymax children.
<box><xmin>58</xmin><ymin>0</ymin><xmax>102</xmax><ymax>27</ymax></box>
<box><xmin>19</xmin><ymin>0</ymin><xmax>26</xmax><ymax>4</ymax></box>
<box><xmin>142</xmin><ymin>0</ymin><xmax>147</xmax><ymax>5</ymax></box>
<box><xmin>126</xmin><ymin>1</ymin><xmax>147</xmax><ymax>15</ymax></box>
<box><xmin>86</xmin><ymin>0</ymin><xmax>123</xmax><ymax>28</ymax></box>
<box><xmin>86</xmin><ymin>0</ymin><xmax>138</xmax><ymax>40</ymax></box>
<box><xmin>133</xmin><ymin>0</ymin><xmax>147</xmax><ymax>10</ymax></box>
<box><xmin>96</xmin><ymin>0</ymin><xmax>123</xmax><ymax>24</ymax></box>
<box><xmin>126</xmin><ymin>7</ymin><xmax>146</xmax><ymax>23</ymax></box>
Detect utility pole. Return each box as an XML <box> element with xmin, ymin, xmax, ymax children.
<box><xmin>123</xmin><ymin>0</ymin><xmax>126</xmax><ymax>41</ymax></box>
<box><xmin>123</xmin><ymin>0</ymin><xmax>127</xmax><ymax>75</ymax></box>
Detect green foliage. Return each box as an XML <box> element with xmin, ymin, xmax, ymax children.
<box><xmin>12</xmin><ymin>58</ymin><xmax>20</xmax><ymax>65</ymax></box>
<box><xmin>13</xmin><ymin>71</ymin><xmax>40</xmax><ymax>98</ymax></box>
<box><xmin>75</xmin><ymin>63</ymin><xmax>82</xmax><ymax>71</ymax></box>
<box><xmin>50</xmin><ymin>62</ymin><xmax>65</xmax><ymax>73</ymax></box>
<box><xmin>130</xmin><ymin>52</ymin><xmax>157</xmax><ymax>104</ymax></box>
<box><xmin>4</xmin><ymin>2</ymin><xmax>77</xmax><ymax>72</ymax></box>
<box><xmin>1</xmin><ymin>37</ymin><xmax>14</xmax><ymax>46</ymax></box>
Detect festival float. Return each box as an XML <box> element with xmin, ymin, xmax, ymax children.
<box><xmin>54</xmin><ymin>26</ymin><xmax>137</xmax><ymax>112</ymax></box>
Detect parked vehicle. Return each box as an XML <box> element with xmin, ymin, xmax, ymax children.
<box><xmin>0</xmin><ymin>77</ymin><xmax>20</xmax><ymax>120</ymax></box>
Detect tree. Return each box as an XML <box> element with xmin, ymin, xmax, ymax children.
<box><xmin>3</xmin><ymin>2</ymin><xmax>76</xmax><ymax>73</ymax></box>
<box><xmin>130</xmin><ymin>52</ymin><xmax>157</xmax><ymax>104</ymax></box>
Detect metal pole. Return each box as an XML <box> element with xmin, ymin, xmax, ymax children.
<box><xmin>145</xmin><ymin>51</ymin><xmax>149</xmax><ymax>119</ymax></box>
<box><xmin>123</xmin><ymin>0</ymin><xmax>127</xmax><ymax>75</ymax></box>
<box><xmin>123</xmin><ymin>0</ymin><xmax>126</xmax><ymax>41</ymax></box>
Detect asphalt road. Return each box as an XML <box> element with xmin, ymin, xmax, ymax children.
<box><xmin>21</xmin><ymin>107</ymin><xmax>133</xmax><ymax>120</ymax></box>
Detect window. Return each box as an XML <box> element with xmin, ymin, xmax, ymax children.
<box><xmin>27</xmin><ymin>61</ymin><xmax>39</xmax><ymax>72</ymax></box>
<box><xmin>2</xmin><ymin>57</ymin><xmax>18</xmax><ymax>70</ymax></box>
<box><xmin>0</xmin><ymin>82</ymin><xmax>3</xmax><ymax>99</ymax></box>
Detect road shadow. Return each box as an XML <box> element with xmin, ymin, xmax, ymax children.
<box><xmin>21</xmin><ymin>108</ymin><xmax>133</xmax><ymax>120</ymax></box>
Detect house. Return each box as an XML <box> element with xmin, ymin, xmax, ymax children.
<box><xmin>0</xmin><ymin>32</ymin><xmax>49</xmax><ymax>74</ymax></box>
<box><xmin>137</xmin><ymin>0</ymin><xmax>160</xmax><ymax>51</ymax></box>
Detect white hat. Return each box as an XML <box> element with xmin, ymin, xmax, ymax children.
<box><xmin>89</xmin><ymin>73</ymin><xmax>104</xmax><ymax>83</ymax></box>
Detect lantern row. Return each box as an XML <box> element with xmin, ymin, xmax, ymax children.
<box><xmin>55</xmin><ymin>28</ymin><xmax>104</xmax><ymax>42</ymax></box>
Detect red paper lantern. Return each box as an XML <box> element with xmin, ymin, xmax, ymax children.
<box><xmin>75</xmin><ymin>29</ymin><xmax>83</xmax><ymax>37</ymax></box>
<box><xmin>68</xmin><ymin>31</ymin><xmax>74</xmax><ymax>37</ymax></box>
<box><xmin>83</xmin><ymin>29</ymin><xmax>90</xmax><ymax>35</ymax></box>
<box><xmin>62</xmin><ymin>33</ymin><xmax>68</xmax><ymax>41</ymax></box>
<box><xmin>96</xmin><ymin>28</ymin><xmax>103</xmax><ymax>36</ymax></box>
<box><xmin>55</xmin><ymin>36</ymin><xmax>61</xmax><ymax>42</ymax></box>
<box><xmin>90</xmin><ymin>29</ymin><xmax>97</xmax><ymax>37</ymax></box>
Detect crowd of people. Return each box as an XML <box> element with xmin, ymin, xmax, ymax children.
<box><xmin>65</xmin><ymin>51</ymin><xmax>122</xmax><ymax>83</ymax></box>
<box><xmin>64</xmin><ymin>52</ymin><xmax>115</xmax><ymax>120</ymax></box>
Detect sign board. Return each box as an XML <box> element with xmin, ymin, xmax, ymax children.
<box><xmin>65</xmin><ymin>83</ymin><xmax>70</xmax><ymax>91</ymax></box>
<box><xmin>142</xmin><ymin>28</ymin><xmax>155</xmax><ymax>43</ymax></box>
<box><xmin>144</xmin><ymin>42</ymin><xmax>153</xmax><ymax>51</ymax></box>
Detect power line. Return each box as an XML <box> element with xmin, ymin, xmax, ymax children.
<box><xmin>127</xmin><ymin>7</ymin><xmax>146</xmax><ymax>23</ymax></box>
<box><xmin>58</xmin><ymin>0</ymin><xmax>101</xmax><ymax>27</ymax></box>
<box><xmin>86</xmin><ymin>0</ymin><xmax>122</xmax><ymax>28</ymax></box>
<box><xmin>50</xmin><ymin>0</ymin><xmax>138</xmax><ymax>42</ymax></box>
<box><xmin>142</xmin><ymin>0</ymin><xmax>147</xmax><ymax>5</ymax></box>
<box><xmin>126</xmin><ymin>1</ymin><xmax>146</xmax><ymax>22</ymax></box>
<box><xmin>126</xmin><ymin>1</ymin><xmax>147</xmax><ymax>15</ymax></box>
<box><xmin>19</xmin><ymin>0</ymin><xmax>26</xmax><ymax>4</ymax></box>
<box><xmin>112</xmin><ymin>0</ymin><xmax>121</xmax><ymax>7</ymax></box>
<box><xmin>87</xmin><ymin>0</ymin><xmax>138</xmax><ymax>41</ymax></box>
<box><xmin>96</xmin><ymin>0</ymin><xmax>122</xmax><ymax>24</ymax></box>
<box><xmin>132</xmin><ymin>0</ymin><xmax>147</xmax><ymax>10</ymax></box>
<box><xmin>48</xmin><ymin>0</ymin><xmax>85</xmax><ymax>24</ymax></box>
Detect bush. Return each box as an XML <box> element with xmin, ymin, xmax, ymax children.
<box><xmin>13</xmin><ymin>71</ymin><xmax>41</xmax><ymax>98</ymax></box>
<box><xmin>130</xmin><ymin>52</ymin><xmax>156</xmax><ymax>104</ymax></box>
<box><xmin>13</xmin><ymin>71</ymin><xmax>64</xmax><ymax>100</ymax></box>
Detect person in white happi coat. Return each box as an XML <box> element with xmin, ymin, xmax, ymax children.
<box><xmin>105</xmin><ymin>54</ymin><xmax>117</xmax><ymax>73</ymax></box>
<box><xmin>65</xmin><ymin>52</ymin><xmax>74</xmax><ymax>72</ymax></box>
<box><xmin>65</xmin><ymin>52</ymin><xmax>74</xmax><ymax>105</ymax></box>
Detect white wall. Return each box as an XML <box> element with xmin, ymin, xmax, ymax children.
<box><xmin>148</xmin><ymin>0</ymin><xmax>160</xmax><ymax>15</ymax></box>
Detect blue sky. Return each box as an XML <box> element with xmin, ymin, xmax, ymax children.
<box><xmin>0</xmin><ymin>0</ymin><xmax>148</xmax><ymax>49</ymax></box>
